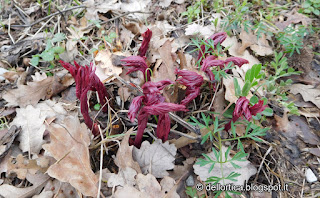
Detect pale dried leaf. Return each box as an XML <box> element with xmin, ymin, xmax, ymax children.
<box><xmin>31</xmin><ymin>72</ymin><xmax>47</xmax><ymax>82</ymax></box>
<box><xmin>42</xmin><ymin>116</ymin><xmax>98</xmax><ymax>197</ymax></box>
<box><xmin>114</xmin><ymin>185</ymin><xmax>145</xmax><ymax>198</ymax></box>
<box><xmin>193</xmin><ymin>146</ymin><xmax>257</xmax><ymax>185</ymax></box>
<box><xmin>0</xmin><ymin>173</ymin><xmax>49</xmax><ymax>198</ymax></box>
<box><xmin>94</xmin><ymin>50</ymin><xmax>123</xmax><ymax>81</ymax></box>
<box><xmin>289</xmin><ymin>84</ymin><xmax>320</xmax><ymax>109</ymax></box>
<box><xmin>32</xmin><ymin>190</ymin><xmax>53</xmax><ymax>198</ymax></box>
<box><xmin>132</xmin><ymin>140</ymin><xmax>176</xmax><ymax>178</ymax></box>
<box><xmin>43</xmin><ymin>180</ymin><xmax>79</xmax><ymax>198</ymax></box>
<box><xmin>115</xmin><ymin>129</ymin><xmax>141</xmax><ymax>173</ymax></box>
<box><xmin>106</xmin><ymin>167</ymin><xmax>137</xmax><ymax>187</ymax></box>
<box><xmin>185</xmin><ymin>23</ymin><xmax>215</xmax><ymax>38</ymax></box>
<box><xmin>11</xmin><ymin>105</ymin><xmax>47</xmax><ymax>154</ymax></box>
<box><xmin>7</xmin><ymin>154</ymin><xmax>48</xmax><ymax>180</ymax></box>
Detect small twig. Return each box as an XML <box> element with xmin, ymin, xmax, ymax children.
<box><xmin>10</xmin><ymin>5</ymin><xmax>86</xmax><ymax>28</ymax></box>
<box><xmin>8</xmin><ymin>14</ymin><xmax>15</xmax><ymax>44</ymax></box>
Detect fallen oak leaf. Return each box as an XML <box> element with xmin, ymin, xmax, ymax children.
<box><xmin>193</xmin><ymin>146</ymin><xmax>257</xmax><ymax>186</ymax></box>
<box><xmin>114</xmin><ymin>128</ymin><xmax>141</xmax><ymax>173</ymax></box>
<box><xmin>132</xmin><ymin>140</ymin><xmax>177</xmax><ymax>178</ymax></box>
<box><xmin>3</xmin><ymin>75</ymin><xmax>72</xmax><ymax>108</ymax></box>
<box><xmin>42</xmin><ymin>116</ymin><xmax>98</xmax><ymax>197</ymax></box>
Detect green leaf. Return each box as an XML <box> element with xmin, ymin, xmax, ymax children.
<box><xmin>250</xmin><ymin>95</ymin><xmax>259</xmax><ymax>104</ymax></box>
<box><xmin>233</xmin><ymin>78</ymin><xmax>241</xmax><ymax>96</ymax></box>
<box><xmin>51</xmin><ymin>33</ymin><xmax>66</xmax><ymax>43</ymax></box>
<box><xmin>94</xmin><ymin>103</ymin><xmax>101</xmax><ymax>110</ymax></box>
<box><xmin>30</xmin><ymin>55</ymin><xmax>40</xmax><ymax>66</ymax></box>
<box><xmin>241</xmin><ymin>81</ymin><xmax>251</xmax><ymax>96</ymax></box>
<box><xmin>40</xmin><ymin>50</ymin><xmax>55</xmax><ymax>62</ymax></box>
<box><xmin>262</xmin><ymin>107</ymin><xmax>273</xmax><ymax>116</ymax></box>
<box><xmin>52</xmin><ymin>46</ymin><xmax>65</xmax><ymax>54</ymax></box>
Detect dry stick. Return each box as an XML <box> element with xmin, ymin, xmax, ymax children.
<box><xmin>8</xmin><ymin>14</ymin><xmax>15</xmax><ymax>44</ymax></box>
<box><xmin>253</xmin><ymin>145</ymin><xmax>273</xmax><ymax>183</ymax></box>
<box><xmin>10</xmin><ymin>5</ymin><xmax>86</xmax><ymax>28</ymax></box>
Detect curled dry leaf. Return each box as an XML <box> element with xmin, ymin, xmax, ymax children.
<box><xmin>289</xmin><ymin>84</ymin><xmax>320</xmax><ymax>109</ymax></box>
<box><xmin>132</xmin><ymin>140</ymin><xmax>176</xmax><ymax>178</ymax></box>
<box><xmin>193</xmin><ymin>146</ymin><xmax>257</xmax><ymax>186</ymax></box>
<box><xmin>3</xmin><ymin>75</ymin><xmax>72</xmax><ymax>108</ymax></box>
<box><xmin>0</xmin><ymin>125</ymin><xmax>20</xmax><ymax>160</ymax></box>
<box><xmin>275</xmin><ymin>8</ymin><xmax>312</xmax><ymax>31</ymax></box>
<box><xmin>42</xmin><ymin>116</ymin><xmax>98</xmax><ymax>197</ymax></box>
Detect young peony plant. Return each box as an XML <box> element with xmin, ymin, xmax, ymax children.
<box><xmin>175</xmin><ymin>69</ymin><xmax>204</xmax><ymax>106</ymax></box>
<box><xmin>59</xmin><ymin>60</ymin><xmax>109</xmax><ymax>136</ymax></box>
<box><xmin>224</xmin><ymin>97</ymin><xmax>268</xmax><ymax>131</ymax></box>
<box><xmin>128</xmin><ymin>80</ymin><xmax>188</xmax><ymax>147</ymax></box>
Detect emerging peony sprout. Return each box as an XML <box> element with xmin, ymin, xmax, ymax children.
<box><xmin>121</xmin><ymin>29</ymin><xmax>153</xmax><ymax>82</ymax></box>
<box><xmin>138</xmin><ymin>29</ymin><xmax>152</xmax><ymax>57</ymax></box>
<box><xmin>175</xmin><ymin>69</ymin><xmax>203</xmax><ymax>106</ymax></box>
<box><xmin>201</xmin><ymin>55</ymin><xmax>249</xmax><ymax>89</ymax></box>
<box><xmin>224</xmin><ymin>97</ymin><xmax>268</xmax><ymax>131</ymax></box>
<box><xmin>59</xmin><ymin>60</ymin><xmax>109</xmax><ymax>136</ymax></box>
<box><xmin>197</xmin><ymin>32</ymin><xmax>227</xmax><ymax>62</ymax></box>
<box><xmin>128</xmin><ymin>80</ymin><xmax>188</xmax><ymax>147</ymax></box>
<box><xmin>121</xmin><ymin>56</ymin><xmax>151</xmax><ymax>81</ymax></box>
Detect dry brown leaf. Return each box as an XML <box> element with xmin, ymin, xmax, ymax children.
<box><xmin>94</xmin><ymin>50</ymin><xmax>123</xmax><ymax>81</ymax></box>
<box><xmin>239</xmin><ymin>29</ymin><xmax>273</xmax><ymax>56</ymax></box>
<box><xmin>222</xmin><ymin>36</ymin><xmax>260</xmax><ymax>77</ymax></box>
<box><xmin>275</xmin><ymin>9</ymin><xmax>312</xmax><ymax>31</ymax></box>
<box><xmin>274</xmin><ymin>113</ymin><xmax>319</xmax><ymax>145</ymax></box>
<box><xmin>106</xmin><ymin>167</ymin><xmax>137</xmax><ymax>188</ymax></box>
<box><xmin>194</xmin><ymin>146</ymin><xmax>257</xmax><ymax>186</ymax></box>
<box><xmin>114</xmin><ymin>129</ymin><xmax>141</xmax><ymax>173</ymax></box>
<box><xmin>3</xmin><ymin>75</ymin><xmax>71</xmax><ymax>108</ymax></box>
<box><xmin>0</xmin><ymin>173</ymin><xmax>49</xmax><ymax>198</ymax></box>
<box><xmin>118</xmin><ymin>87</ymin><xmax>131</xmax><ymax>102</ymax></box>
<box><xmin>132</xmin><ymin>140</ymin><xmax>176</xmax><ymax>178</ymax></box>
<box><xmin>11</xmin><ymin>101</ymin><xmax>67</xmax><ymax>155</ymax></box>
<box><xmin>7</xmin><ymin>154</ymin><xmax>48</xmax><ymax>180</ymax></box>
<box><xmin>43</xmin><ymin>179</ymin><xmax>78</xmax><ymax>198</ymax></box>
<box><xmin>0</xmin><ymin>125</ymin><xmax>20</xmax><ymax>160</ymax></box>
<box><xmin>152</xmin><ymin>40</ymin><xmax>177</xmax><ymax>82</ymax></box>
<box><xmin>289</xmin><ymin>84</ymin><xmax>320</xmax><ymax>109</ymax></box>
<box><xmin>42</xmin><ymin>116</ymin><xmax>98</xmax><ymax>197</ymax></box>
<box><xmin>11</xmin><ymin>105</ymin><xmax>47</xmax><ymax>155</ymax></box>
<box><xmin>185</xmin><ymin>23</ymin><xmax>215</xmax><ymax>38</ymax></box>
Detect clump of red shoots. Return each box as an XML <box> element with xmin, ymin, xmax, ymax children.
<box><xmin>138</xmin><ymin>29</ymin><xmax>152</xmax><ymax>57</ymax></box>
<box><xmin>128</xmin><ymin>80</ymin><xmax>188</xmax><ymax>147</ymax></box>
<box><xmin>175</xmin><ymin>69</ymin><xmax>203</xmax><ymax>106</ymax></box>
<box><xmin>59</xmin><ymin>60</ymin><xmax>109</xmax><ymax>136</ymax></box>
<box><xmin>225</xmin><ymin>97</ymin><xmax>268</xmax><ymax>131</ymax></box>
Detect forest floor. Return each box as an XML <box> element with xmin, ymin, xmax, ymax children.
<box><xmin>0</xmin><ymin>0</ymin><xmax>320</xmax><ymax>198</ymax></box>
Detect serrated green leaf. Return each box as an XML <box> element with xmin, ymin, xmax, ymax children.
<box><xmin>41</xmin><ymin>50</ymin><xmax>55</xmax><ymax>62</ymax></box>
<box><xmin>51</xmin><ymin>33</ymin><xmax>66</xmax><ymax>43</ymax></box>
<box><xmin>250</xmin><ymin>95</ymin><xmax>259</xmax><ymax>104</ymax></box>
